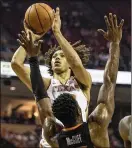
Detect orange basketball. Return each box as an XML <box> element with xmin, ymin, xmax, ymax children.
<box><xmin>25</xmin><ymin>3</ymin><xmax>54</xmax><ymax>34</ymax></box>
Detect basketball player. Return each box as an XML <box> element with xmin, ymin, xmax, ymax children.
<box><xmin>29</xmin><ymin>13</ymin><xmax>124</xmax><ymax>147</ymax></box>
<box><xmin>119</xmin><ymin>115</ymin><xmax>132</xmax><ymax>148</ymax></box>
<box><xmin>11</xmin><ymin>7</ymin><xmax>92</xmax><ymax>147</ymax></box>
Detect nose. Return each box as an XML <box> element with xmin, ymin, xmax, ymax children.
<box><xmin>55</xmin><ymin>55</ymin><xmax>60</xmax><ymax>60</ymax></box>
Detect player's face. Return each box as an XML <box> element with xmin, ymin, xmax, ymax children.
<box><xmin>51</xmin><ymin>50</ymin><xmax>70</xmax><ymax>74</ymax></box>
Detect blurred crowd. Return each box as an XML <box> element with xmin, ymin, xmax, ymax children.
<box><xmin>1</xmin><ymin>104</ymin><xmax>38</xmax><ymax>125</ymax></box>
<box><xmin>1</xmin><ymin>111</ymin><xmax>36</xmax><ymax>125</ymax></box>
<box><xmin>1</xmin><ymin>1</ymin><xmax>131</xmax><ymax>71</ymax></box>
<box><xmin>1</xmin><ymin>126</ymin><xmax>41</xmax><ymax>148</ymax></box>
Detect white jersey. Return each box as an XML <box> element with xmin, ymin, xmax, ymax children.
<box><xmin>40</xmin><ymin>76</ymin><xmax>88</xmax><ymax>147</ymax></box>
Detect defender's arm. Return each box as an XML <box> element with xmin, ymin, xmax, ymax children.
<box><xmin>89</xmin><ymin>13</ymin><xmax>124</xmax><ymax>127</ymax></box>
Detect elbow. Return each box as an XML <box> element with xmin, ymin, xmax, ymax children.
<box><xmin>40</xmin><ymin>106</ymin><xmax>53</xmax><ymax>118</ymax></box>
<box><xmin>11</xmin><ymin>60</ymin><xmax>18</xmax><ymax>70</ymax></box>
<box><xmin>11</xmin><ymin>60</ymin><xmax>20</xmax><ymax>70</ymax></box>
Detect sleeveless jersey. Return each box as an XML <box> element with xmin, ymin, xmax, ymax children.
<box><xmin>57</xmin><ymin>122</ymin><xmax>94</xmax><ymax>148</ymax></box>
<box><xmin>47</xmin><ymin>76</ymin><xmax>88</xmax><ymax>122</ymax></box>
<box><xmin>40</xmin><ymin>76</ymin><xmax>88</xmax><ymax>147</ymax></box>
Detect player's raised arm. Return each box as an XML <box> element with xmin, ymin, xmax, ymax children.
<box><xmin>11</xmin><ymin>44</ymin><xmax>32</xmax><ymax>90</ymax></box>
<box><xmin>89</xmin><ymin>13</ymin><xmax>124</xmax><ymax>127</ymax></box>
<box><xmin>52</xmin><ymin>7</ymin><xmax>92</xmax><ymax>88</ymax></box>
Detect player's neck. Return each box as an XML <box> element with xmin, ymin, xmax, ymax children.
<box><xmin>54</xmin><ymin>69</ymin><xmax>71</xmax><ymax>84</ymax></box>
<box><xmin>64</xmin><ymin>120</ymin><xmax>82</xmax><ymax>129</ymax></box>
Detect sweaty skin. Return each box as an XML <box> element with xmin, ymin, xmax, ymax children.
<box><xmin>43</xmin><ymin>13</ymin><xmax>124</xmax><ymax>148</ymax></box>
<box><xmin>119</xmin><ymin>115</ymin><xmax>132</xmax><ymax>148</ymax></box>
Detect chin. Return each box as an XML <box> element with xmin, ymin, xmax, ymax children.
<box><xmin>54</xmin><ymin>67</ymin><xmax>63</xmax><ymax>74</ymax></box>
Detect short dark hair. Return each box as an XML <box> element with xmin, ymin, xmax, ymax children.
<box><xmin>44</xmin><ymin>40</ymin><xmax>91</xmax><ymax>75</ymax></box>
<box><xmin>52</xmin><ymin>93</ymin><xmax>79</xmax><ymax>126</ymax></box>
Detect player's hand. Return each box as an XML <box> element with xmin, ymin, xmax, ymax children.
<box><xmin>52</xmin><ymin>7</ymin><xmax>61</xmax><ymax>34</ymax></box>
<box><xmin>23</xmin><ymin>20</ymin><xmax>45</xmax><ymax>41</ymax></box>
<box><xmin>17</xmin><ymin>31</ymin><xmax>43</xmax><ymax>57</ymax></box>
<box><xmin>97</xmin><ymin>13</ymin><xmax>124</xmax><ymax>43</ymax></box>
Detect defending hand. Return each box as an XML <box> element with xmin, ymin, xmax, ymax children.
<box><xmin>98</xmin><ymin>13</ymin><xmax>124</xmax><ymax>43</ymax></box>
<box><xmin>23</xmin><ymin>20</ymin><xmax>45</xmax><ymax>41</ymax></box>
<box><xmin>17</xmin><ymin>31</ymin><xmax>43</xmax><ymax>57</ymax></box>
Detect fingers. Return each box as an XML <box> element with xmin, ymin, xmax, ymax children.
<box><xmin>104</xmin><ymin>13</ymin><xmax>124</xmax><ymax>30</ymax></box>
<box><xmin>21</xmin><ymin>31</ymin><xmax>27</xmax><ymax>39</ymax></box>
<box><xmin>18</xmin><ymin>33</ymin><xmax>26</xmax><ymax>44</ymax></box>
<box><xmin>97</xmin><ymin>29</ymin><xmax>106</xmax><ymax>36</ymax></box>
<box><xmin>17</xmin><ymin>30</ymin><xmax>30</xmax><ymax>49</ymax></box>
<box><xmin>118</xmin><ymin>19</ymin><xmax>124</xmax><ymax>29</ymax></box>
<box><xmin>109</xmin><ymin>13</ymin><xmax>114</xmax><ymax>29</ymax></box>
<box><xmin>28</xmin><ymin>31</ymin><xmax>33</xmax><ymax>43</ymax></box>
<box><xmin>113</xmin><ymin>14</ymin><xmax>117</xmax><ymax>27</ymax></box>
<box><xmin>37</xmin><ymin>40</ymin><xmax>43</xmax><ymax>48</ymax></box>
<box><xmin>56</xmin><ymin>7</ymin><xmax>60</xmax><ymax>15</ymax></box>
<box><xmin>17</xmin><ymin>39</ymin><xmax>26</xmax><ymax>49</ymax></box>
<box><xmin>97</xmin><ymin>29</ymin><xmax>108</xmax><ymax>40</ymax></box>
<box><xmin>55</xmin><ymin>7</ymin><xmax>60</xmax><ymax>19</ymax></box>
<box><xmin>104</xmin><ymin>15</ymin><xmax>111</xmax><ymax>30</ymax></box>
<box><xmin>52</xmin><ymin>9</ymin><xmax>55</xmax><ymax>15</ymax></box>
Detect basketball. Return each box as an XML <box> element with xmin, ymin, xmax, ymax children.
<box><xmin>25</xmin><ymin>3</ymin><xmax>54</xmax><ymax>34</ymax></box>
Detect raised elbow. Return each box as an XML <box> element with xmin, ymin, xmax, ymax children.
<box><xmin>11</xmin><ymin>60</ymin><xmax>21</xmax><ymax>71</ymax></box>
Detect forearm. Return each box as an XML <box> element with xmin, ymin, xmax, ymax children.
<box><xmin>29</xmin><ymin>57</ymin><xmax>48</xmax><ymax>101</ymax></box>
<box><xmin>29</xmin><ymin>57</ymin><xmax>53</xmax><ymax>124</ymax></box>
<box><xmin>104</xmin><ymin>42</ymin><xmax>120</xmax><ymax>84</ymax></box>
<box><xmin>11</xmin><ymin>46</ymin><xmax>27</xmax><ymax>65</ymax></box>
<box><xmin>54</xmin><ymin>31</ymin><xmax>82</xmax><ymax>66</ymax></box>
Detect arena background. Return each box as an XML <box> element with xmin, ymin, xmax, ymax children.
<box><xmin>1</xmin><ymin>0</ymin><xmax>131</xmax><ymax>147</ymax></box>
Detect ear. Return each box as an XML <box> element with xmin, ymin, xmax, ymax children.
<box><xmin>77</xmin><ymin>107</ymin><xmax>82</xmax><ymax>116</ymax></box>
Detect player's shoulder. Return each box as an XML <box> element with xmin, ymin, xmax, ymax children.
<box><xmin>119</xmin><ymin>115</ymin><xmax>131</xmax><ymax>126</ymax></box>
<box><xmin>119</xmin><ymin>115</ymin><xmax>131</xmax><ymax>140</ymax></box>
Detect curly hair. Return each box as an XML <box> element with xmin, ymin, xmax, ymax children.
<box><xmin>52</xmin><ymin>93</ymin><xmax>79</xmax><ymax>126</ymax></box>
<box><xmin>44</xmin><ymin>40</ymin><xmax>91</xmax><ymax>75</ymax></box>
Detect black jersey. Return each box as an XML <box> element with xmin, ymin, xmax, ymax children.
<box><xmin>57</xmin><ymin>122</ymin><xmax>94</xmax><ymax>148</ymax></box>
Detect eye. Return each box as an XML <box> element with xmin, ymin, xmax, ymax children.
<box><xmin>52</xmin><ymin>54</ymin><xmax>56</xmax><ymax>58</ymax></box>
<box><xmin>60</xmin><ymin>54</ymin><xmax>64</xmax><ymax>57</ymax></box>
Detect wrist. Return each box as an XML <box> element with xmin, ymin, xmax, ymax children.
<box><xmin>28</xmin><ymin>54</ymin><xmax>38</xmax><ymax>58</ymax></box>
<box><xmin>53</xmin><ymin>30</ymin><xmax>61</xmax><ymax>36</ymax></box>
<box><xmin>110</xmin><ymin>41</ymin><xmax>120</xmax><ymax>45</ymax></box>
<box><xmin>29</xmin><ymin>56</ymin><xmax>38</xmax><ymax>64</ymax></box>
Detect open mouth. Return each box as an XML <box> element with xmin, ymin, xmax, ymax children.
<box><xmin>55</xmin><ymin>61</ymin><xmax>61</xmax><ymax>65</ymax></box>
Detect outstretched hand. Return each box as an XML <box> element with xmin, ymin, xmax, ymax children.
<box><xmin>17</xmin><ymin>30</ymin><xmax>43</xmax><ymax>57</ymax></box>
<box><xmin>52</xmin><ymin>7</ymin><xmax>61</xmax><ymax>34</ymax></box>
<box><xmin>97</xmin><ymin>13</ymin><xmax>124</xmax><ymax>43</ymax></box>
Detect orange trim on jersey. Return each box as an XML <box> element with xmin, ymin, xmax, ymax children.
<box><xmin>62</xmin><ymin>123</ymin><xmax>82</xmax><ymax>131</ymax></box>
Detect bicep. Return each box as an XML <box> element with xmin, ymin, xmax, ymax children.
<box><xmin>90</xmin><ymin>84</ymin><xmax>115</xmax><ymax>127</ymax></box>
<box><xmin>72</xmin><ymin>65</ymin><xmax>92</xmax><ymax>88</ymax></box>
<box><xmin>90</xmin><ymin>103</ymin><xmax>110</xmax><ymax>128</ymax></box>
<box><xmin>97</xmin><ymin>84</ymin><xmax>115</xmax><ymax>116</ymax></box>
